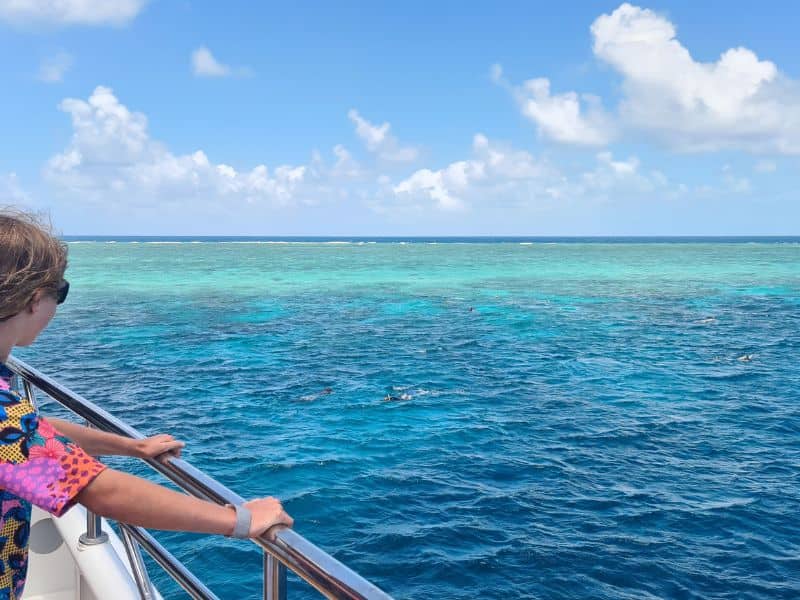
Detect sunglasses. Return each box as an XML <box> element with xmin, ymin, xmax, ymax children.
<box><xmin>0</xmin><ymin>280</ymin><xmax>69</xmax><ymax>322</ymax></box>
<box><xmin>55</xmin><ymin>280</ymin><xmax>70</xmax><ymax>305</ymax></box>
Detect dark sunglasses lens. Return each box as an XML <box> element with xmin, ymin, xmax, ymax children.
<box><xmin>57</xmin><ymin>280</ymin><xmax>69</xmax><ymax>305</ymax></box>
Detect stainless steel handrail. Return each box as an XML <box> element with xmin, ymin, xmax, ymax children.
<box><xmin>119</xmin><ymin>525</ymin><xmax>158</xmax><ymax>600</ymax></box>
<box><xmin>119</xmin><ymin>523</ymin><xmax>221</xmax><ymax>600</ymax></box>
<box><xmin>7</xmin><ymin>356</ymin><xmax>392</xmax><ymax>600</ymax></box>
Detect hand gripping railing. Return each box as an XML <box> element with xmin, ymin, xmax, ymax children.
<box><xmin>6</xmin><ymin>356</ymin><xmax>393</xmax><ymax>600</ymax></box>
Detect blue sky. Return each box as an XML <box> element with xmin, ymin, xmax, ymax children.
<box><xmin>0</xmin><ymin>1</ymin><xmax>798</xmax><ymax>235</ymax></box>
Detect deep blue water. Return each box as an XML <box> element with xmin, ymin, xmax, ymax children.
<box><xmin>16</xmin><ymin>240</ymin><xmax>800</xmax><ymax>599</ymax></box>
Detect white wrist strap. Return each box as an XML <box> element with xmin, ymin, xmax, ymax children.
<box><xmin>228</xmin><ymin>504</ymin><xmax>251</xmax><ymax>539</ymax></box>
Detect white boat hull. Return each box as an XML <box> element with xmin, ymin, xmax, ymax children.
<box><xmin>25</xmin><ymin>506</ymin><xmax>162</xmax><ymax>600</ymax></box>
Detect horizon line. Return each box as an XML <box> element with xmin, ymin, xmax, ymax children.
<box><xmin>61</xmin><ymin>234</ymin><xmax>800</xmax><ymax>239</ymax></box>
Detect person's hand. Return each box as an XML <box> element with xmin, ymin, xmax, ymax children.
<box><xmin>133</xmin><ymin>434</ymin><xmax>185</xmax><ymax>460</ymax></box>
<box><xmin>243</xmin><ymin>497</ymin><xmax>294</xmax><ymax>540</ymax></box>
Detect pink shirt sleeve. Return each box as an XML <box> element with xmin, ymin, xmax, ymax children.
<box><xmin>0</xmin><ymin>387</ymin><xmax>106</xmax><ymax>517</ymax></box>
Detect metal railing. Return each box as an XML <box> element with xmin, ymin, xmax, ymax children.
<box><xmin>7</xmin><ymin>356</ymin><xmax>392</xmax><ymax>600</ymax></box>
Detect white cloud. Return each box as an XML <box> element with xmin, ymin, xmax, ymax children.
<box><xmin>579</xmin><ymin>151</ymin><xmax>665</xmax><ymax>194</ymax></box>
<box><xmin>498</xmin><ymin>3</ymin><xmax>800</xmax><ymax>154</ymax></box>
<box><xmin>590</xmin><ymin>3</ymin><xmax>800</xmax><ymax>153</ymax></box>
<box><xmin>489</xmin><ymin>63</ymin><xmax>504</xmax><ymax>84</ymax></box>
<box><xmin>38</xmin><ymin>51</ymin><xmax>73</xmax><ymax>83</ymax></box>
<box><xmin>393</xmin><ymin>166</ymin><xmax>470</xmax><ymax>211</ymax></box>
<box><xmin>512</xmin><ymin>77</ymin><xmax>614</xmax><ymax>146</ymax></box>
<box><xmin>720</xmin><ymin>165</ymin><xmax>752</xmax><ymax>194</ymax></box>
<box><xmin>192</xmin><ymin>47</ymin><xmax>229</xmax><ymax>77</ymax></box>
<box><xmin>0</xmin><ymin>173</ymin><xmax>29</xmax><ymax>204</ymax></box>
<box><xmin>393</xmin><ymin>134</ymin><xmax>554</xmax><ymax>210</ymax></box>
<box><xmin>725</xmin><ymin>175</ymin><xmax>752</xmax><ymax>194</ymax></box>
<box><xmin>45</xmin><ymin>86</ymin><xmax>317</xmax><ymax>206</ymax></box>
<box><xmin>391</xmin><ymin>138</ymin><xmax>674</xmax><ymax>213</ymax></box>
<box><xmin>347</xmin><ymin>110</ymin><xmax>418</xmax><ymax>162</ymax></box>
<box><xmin>330</xmin><ymin>145</ymin><xmax>362</xmax><ymax>178</ymax></box>
<box><xmin>471</xmin><ymin>133</ymin><xmax>545</xmax><ymax>180</ymax></box>
<box><xmin>754</xmin><ymin>159</ymin><xmax>777</xmax><ymax>173</ymax></box>
<box><xmin>0</xmin><ymin>0</ymin><xmax>146</xmax><ymax>27</ymax></box>
<box><xmin>191</xmin><ymin>47</ymin><xmax>252</xmax><ymax>78</ymax></box>
<box><xmin>596</xmin><ymin>151</ymin><xmax>639</xmax><ymax>176</ymax></box>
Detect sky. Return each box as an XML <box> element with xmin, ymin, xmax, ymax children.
<box><xmin>0</xmin><ymin>0</ymin><xmax>798</xmax><ymax>236</ymax></box>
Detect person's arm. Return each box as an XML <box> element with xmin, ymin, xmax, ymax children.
<box><xmin>77</xmin><ymin>469</ymin><xmax>293</xmax><ymax>539</ymax></box>
<box><xmin>0</xmin><ymin>401</ymin><xmax>292</xmax><ymax>540</ymax></box>
<box><xmin>47</xmin><ymin>417</ymin><xmax>184</xmax><ymax>459</ymax></box>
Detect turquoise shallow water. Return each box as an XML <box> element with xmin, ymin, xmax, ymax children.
<box><xmin>17</xmin><ymin>240</ymin><xmax>800</xmax><ymax>599</ymax></box>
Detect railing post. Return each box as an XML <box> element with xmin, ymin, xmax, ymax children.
<box><xmin>22</xmin><ymin>379</ymin><xmax>39</xmax><ymax>411</ymax></box>
<box><xmin>79</xmin><ymin>509</ymin><xmax>109</xmax><ymax>545</ymax></box>
<box><xmin>78</xmin><ymin>421</ymin><xmax>108</xmax><ymax>545</ymax></box>
<box><xmin>120</xmin><ymin>525</ymin><xmax>156</xmax><ymax>600</ymax></box>
<box><xmin>264</xmin><ymin>552</ymin><xmax>287</xmax><ymax>600</ymax></box>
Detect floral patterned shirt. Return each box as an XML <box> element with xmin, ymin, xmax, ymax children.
<box><xmin>0</xmin><ymin>362</ymin><xmax>106</xmax><ymax>600</ymax></box>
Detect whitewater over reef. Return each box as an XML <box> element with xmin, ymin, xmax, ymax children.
<box><xmin>22</xmin><ymin>238</ymin><xmax>800</xmax><ymax>599</ymax></box>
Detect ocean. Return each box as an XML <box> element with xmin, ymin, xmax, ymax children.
<box><xmin>17</xmin><ymin>238</ymin><xmax>800</xmax><ymax>599</ymax></box>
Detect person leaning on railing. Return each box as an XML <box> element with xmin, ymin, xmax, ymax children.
<box><xmin>0</xmin><ymin>208</ymin><xmax>293</xmax><ymax>600</ymax></box>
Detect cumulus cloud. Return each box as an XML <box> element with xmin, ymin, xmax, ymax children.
<box><xmin>393</xmin><ymin>166</ymin><xmax>472</xmax><ymax>210</ymax></box>
<box><xmin>519</xmin><ymin>79</ymin><xmax>614</xmax><ymax>146</ymax></box>
<box><xmin>393</xmin><ymin>134</ymin><xmax>554</xmax><ymax>210</ymax></box>
<box><xmin>45</xmin><ymin>86</ymin><xmax>316</xmax><ymax>206</ymax></box>
<box><xmin>0</xmin><ymin>0</ymin><xmax>146</xmax><ymax>27</ymax></box>
<box><xmin>591</xmin><ymin>3</ymin><xmax>799</xmax><ymax>153</ymax></box>
<box><xmin>191</xmin><ymin>47</ymin><xmax>252</xmax><ymax>78</ymax></box>
<box><xmin>498</xmin><ymin>3</ymin><xmax>800</xmax><ymax>154</ymax></box>
<box><xmin>392</xmin><ymin>133</ymin><xmax>681</xmax><ymax>212</ymax></box>
<box><xmin>37</xmin><ymin>51</ymin><xmax>73</xmax><ymax>83</ymax></box>
<box><xmin>348</xmin><ymin>110</ymin><xmax>419</xmax><ymax>162</ymax></box>
<box><xmin>501</xmin><ymin>73</ymin><xmax>614</xmax><ymax>146</ymax></box>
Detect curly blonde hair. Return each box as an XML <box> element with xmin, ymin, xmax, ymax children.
<box><xmin>0</xmin><ymin>208</ymin><xmax>68</xmax><ymax>321</ymax></box>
